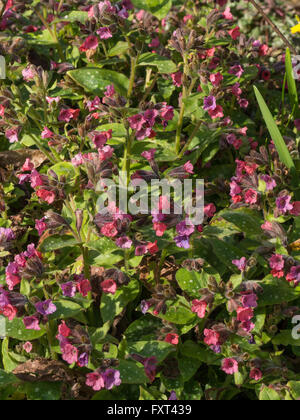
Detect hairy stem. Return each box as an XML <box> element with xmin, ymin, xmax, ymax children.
<box><xmin>247</xmin><ymin>0</ymin><xmax>297</xmax><ymax>55</ymax></box>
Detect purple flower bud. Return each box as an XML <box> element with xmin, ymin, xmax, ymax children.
<box><xmin>35</xmin><ymin>300</ymin><xmax>57</xmax><ymax>316</ymax></box>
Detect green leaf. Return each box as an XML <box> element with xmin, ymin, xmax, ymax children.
<box><xmin>180</xmin><ymin>341</ymin><xmax>220</xmax><ymax>365</ymax></box>
<box><xmin>288</xmin><ymin>381</ymin><xmax>300</xmax><ymax>400</ymax></box>
<box><xmin>218</xmin><ymin>208</ymin><xmax>263</xmax><ymax>236</ymax></box>
<box><xmin>176</xmin><ymin>268</ymin><xmax>206</xmax><ymax>295</ymax></box>
<box><xmin>127</xmin><ymin>340</ymin><xmax>175</xmax><ymax>362</ymax></box>
<box><xmin>0</xmin><ymin>369</ymin><xmax>18</xmax><ymax>387</ymax></box>
<box><xmin>39</xmin><ymin>234</ymin><xmax>79</xmax><ymax>253</ymax></box>
<box><xmin>259</xmin><ymin>276</ymin><xmax>300</xmax><ymax>306</ymax></box>
<box><xmin>272</xmin><ymin>330</ymin><xmax>300</xmax><ymax>346</ymax></box>
<box><xmin>124</xmin><ymin>315</ymin><xmax>162</xmax><ymax>343</ymax></box>
<box><xmin>68</xmin><ymin>68</ymin><xmax>130</xmax><ymax>97</ymax></box>
<box><xmin>101</xmin><ymin>279</ymin><xmax>140</xmax><ymax>323</ymax></box>
<box><xmin>158</xmin><ymin>296</ymin><xmax>197</xmax><ymax>325</ymax></box>
<box><xmin>108</xmin><ymin>42</ymin><xmax>129</xmax><ymax>57</ymax></box>
<box><xmin>48</xmin><ymin>299</ymin><xmax>86</xmax><ymax>320</ymax></box>
<box><xmin>138</xmin><ymin>53</ymin><xmax>177</xmax><ymax>74</ymax></box>
<box><xmin>90</xmin><ymin>321</ymin><xmax>111</xmax><ymax>346</ymax></box>
<box><xmin>48</xmin><ymin>162</ymin><xmax>77</xmax><ymax>181</ymax></box>
<box><xmin>24</xmin><ymin>382</ymin><xmax>62</xmax><ymax>400</ymax></box>
<box><xmin>60</xmin><ymin>11</ymin><xmax>89</xmax><ymax>23</ymax></box>
<box><xmin>131</xmin><ymin>0</ymin><xmax>172</xmax><ymax>19</ymax></box>
<box><xmin>259</xmin><ymin>386</ymin><xmax>281</xmax><ymax>401</ymax></box>
<box><xmin>254</xmin><ymin>86</ymin><xmax>295</xmax><ymax>170</ymax></box>
<box><xmin>285</xmin><ymin>48</ymin><xmax>299</xmax><ymax>118</ymax></box>
<box><xmin>118</xmin><ymin>360</ymin><xmax>148</xmax><ymax>384</ymax></box>
<box><xmin>4</xmin><ymin>316</ymin><xmax>46</xmax><ymax>341</ymax></box>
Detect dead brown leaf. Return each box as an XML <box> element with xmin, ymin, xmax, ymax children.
<box><xmin>0</xmin><ymin>149</ymin><xmax>46</xmax><ymax>170</ymax></box>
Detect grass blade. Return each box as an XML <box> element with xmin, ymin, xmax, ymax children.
<box><xmin>285</xmin><ymin>47</ymin><xmax>299</xmax><ymax>118</ymax></box>
<box><xmin>254</xmin><ymin>85</ymin><xmax>295</xmax><ymax>170</ymax></box>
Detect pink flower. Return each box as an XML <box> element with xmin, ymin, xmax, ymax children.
<box><xmin>232</xmin><ymin>82</ymin><xmax>242</xmax><ymax>97</ymax></box>
<box><xmin>236</xmin><ymin>307</ymin><xmax>254</xmax><ymax>322</ymax></box>
<box><xmin>22</xmin><ymin>66</ymin><xmax>35</xmax><ymax>82</ymax></box>
<box><xmin>23</xmin><ymin>316</ymin><xmax>41</xmax><ymax>331</ymax></box>
<box><xmin>184</xmin><ymin>161</ymin><xmax>194</xmax><ymax>174</ymax></box>
<box><xmin>228</xmin><ymin>26</ymin><xmax>241</xmax><ymax>40</ymax></box>
<box><xmin>147</xmin><ymin>241</ymin><xmax>159</xmax><ymax>255</ymax></box>
<box><xmin>223</xmin><ymin>7</ymin><xmax>233</xmax><ymax>20</ymax></box>
<box><xmin>204</xmin><ymin>203</ymin><xmax>216</xmax><ymax>218</ymax></box>
<box><xmin>261</xmin><ymin>221</ymin><xmax>273</xmax><ymax>231</ymax></box>
<box><xmin>30</xmin><ymin>170</ymin><xmax>44</xmax><ymax>188</ymax></box>
<box><xmin>58</xmin><ymin>321</ymin><xmax>71</xmax><ymax>338</ymax></box>
<box><xmin>23</xmin><ymin>342</ymin><xmax>33</xmax><ymax>354</ymax></box>
<box><xmin>153</xmin><ymin>222</ymin><xmax>167</xmax><ymax>237</ymax></box>
<box><xmin>99</xmin><ymin>145</ymin><xmax>113</xmax><ymax>161</ymax></box>
<box><xmin>229</xmin><ymin>65</ymin><xmax>244</xmax><ymax>79</ymax></box>
<box><xmin>58</xmin><ymin>109</ymin><xmax>80</xmax><ymax>122</ymax></box>
<box><xmin>36</xmin><ymin>189</ymin><xmax>56</xmax><ymax>204</ymax></box>
<box><xmin>232</xmin><ymin>257</ymin><xmax>247</xmax><ymax>272</ymax></box>
<box><xmin>259</xmin><ymin>44</ymin><xmax>269</xmax><ymax>56</ymax></box>
<box><xmin>21</xmin><ymin>158</ymin><xmax>34</xmax><ymax>172</ymax></box>
<box><xmin>244</xmin><ymin>189</ymin><xmax>258</xmax><ymax>205</ymax></box>
<box><xmin>97</xmin><ymin>27</ymin><xmax>113</xmax><ymax>39</ymax></box>
<box><xmin>80</xmin><ymin>35</ymin><xmax>99</xmax><ymax>52</ymax></box>
<box><xmin>62</xmin><ymin>344</ymin><xmax>78</xmax><ymax>364</ymax></box>
<box><xmin>35</xmin><ymin>218</ymin><xmax>47</xmax><ymax>236</ymax></box>
<box><xmin>86</xmin><ymin>371</ymin><xmax>105</xmax><ymax>391</ymax></box>
<box><xmin>204</xmin><ymin>329</ymin><xmax>221</xmax><ymax>346</ymax></box>
<box><xmin>191</xmin><ymin>300</ymin><xmax>207</xmax><ymax>319</ymax></box>
<box><xmin>101</xmin><ymin>222</ymin><xmax>118</xmax><ymax>238</ymax></box>
<box><xmin>5</xmin><ymin>127</ymin><xmax>19</xmax><ymax>143</ymax></box>
<box><xmin>90</xmin><ymin>130</ymin><xmax>112</xmax><ymax>149</ymax></box>
<box><xmin>149</xmin><ymin>37</ymin><xmax>160</xmax><ymax>48</ymax></box>
<box><xmin>241</xmin><ymin>293</ymin><xmax>258</xmax><ymax>309</ymax></box>
<box><xmin>208</xmin><ymin>105</ymin><xmax>224</xmax><ymax>119</ymax></box>
<box><xmin>46</xmin><ymin>96</ymin><xmax>60</xmax><ymax>105</ymax></box>
<box><xmin>250</xmin><ymin>368</ymin><xmax>262</xmax><ymax>381</ymax></box>
<box><xmin>269</xmin><ymin>254</ymin><xmax>285</xmax><ymax>271</ymax></box>
<box><xmin>222</xmin><ymin>358</ymin><xmax>239</xmax><ymax>375</ymax></box>
<box><xmin>210</xmin><ymin>72</ymin><xmax>223</xmax><ymax>86</ymax></box>
<box><xmin>290</xmin><ymin>202</ymin><xmax>300</xmax><ymax>216</ymax></box>
<box><xmin>294</xmin><ymin>119</ymin><xmax>300</xmax><ymax>131</ymax></box>
<box><xmin>165</xmin><ymin>333</ymin><xmax>179</xmax><ymax>345</ymax></box>
<box><xmin>183</xmin><ymin>14</ymin><xmax>193</xmax><ymax>23</ymax></box>
<box><xmin>101</xmin><ymin>279</ymin><xmax>117</xmax><ymax>294</ymax></box>
<box><xmin>171</xmin><ymin>72</ymin><xmax>183</xmax><ymax>87</ymax></box>
<box><xmin>1</xmin><ymin>304</ymin><xmax>17</xmax><ymax>321</ymax></box>
<box><xmin>41</xmin><ymin>127</ymin><xmax>54</xmax><ymax>139</ymax></box>
<box><xmin>77</xmin><ymin>279</ymin><xmax>92</xmax><ymax>297</ymax></box>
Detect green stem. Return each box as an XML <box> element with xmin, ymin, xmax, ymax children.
<box><xmin>178</xmin><ymin>120</ymin><xmax>203</xmax><ymax>158</ymax></box>
<box><xmin>35</xmin><ymin>9</ymin><xmax>65</xmax><ymax>62</ymax></box>
<box><xmin>127</xmin><ymin>56</ymin><xmax>139</xmax><ymax>102</ymax></box>
<box><xmin>0</xmin><ymin>0</ymin><xmax>8</xmax><ymax>20</ymax></box>
<box><xmin>28</xmin><ymin>134</ymin><xmax>57</xmax><ymax>164</ymax></box>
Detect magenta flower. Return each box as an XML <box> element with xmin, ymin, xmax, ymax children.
<box><xmin>116</xmin><ymin>236</ymin><xmax>133</xmax><ymax>249</ymax></box>
<box><xmin>141</xmin><ymin>149</ymin><xmax>156</xmax><ymax>161</ymax></box>
<box><xmin>228</xmin><ymin>65</ymin><xmax>244</xmax><ymax>79</ymax></box>
<box><xmin>276</xmin><ymin>195</ymin><xmax>293</xmax><ymax>214</ymax></box>
<box><xmin>23</xmin><ymin>316</ymin><xmax>41</xmax><ymax>331</ymax></box>
<box><xmin>97</xmin><ymin>27</ymin><xmax>113</xmax><ymax>39</ymax></box>
<box><xmin>35</xmin><ymin>300</ymin><xmax>57</xmax><ymax>316</ymax></box>
<box><xmin>35</xmin><ymin>218</ymin><xmax>47</xmax><ymax>236</ymax></box>
<box><xmin>269</xmin><ymin>254</ymin><xmax>285</xmax><ymax>271</ymax></box>
<box><xmin>103</xmin><ymin>369</ymin><xmax>122</xmax><ymax>390</ymax></box>
<box><xmin>232</xmin><ymin>257</ymin><xmax>247</xmax><ymax>272</ymax></box>
<box><xmin>261</xmin><ymin>175</ymin><xmax>277</xmax><ymax>191</ymax></box>
<box><xmin>176</xmin><ymin>220</ymin><xmax>195</xmax><ymax>236</ymax></box>
<box><xmin>61</xmin><ymin>282</ymin><xmax>77</xmax><ymax>298</ymax></box>
<box><xmin>203</xmin><ymin>96</ymin><xmax>217</xmax><ymax>111</ymax></box>
<box><xmin>241</xmin><ymin>293</ymin><xmax>258</xmax><ymax>308</ymax></box>
<box><xmin>5</xmin><ymin>127</ymin><xmax>19</xmax><ymax>143</ymax></box>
